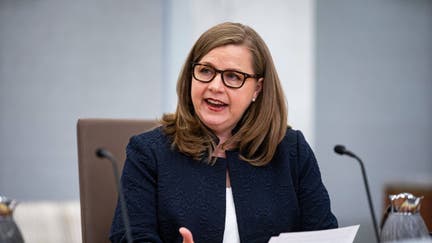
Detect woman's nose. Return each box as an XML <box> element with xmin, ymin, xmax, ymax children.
<box><xmin>207</xmin><ymin>73</ymin><xmax>224</xmax><ymax>91</ymax></box>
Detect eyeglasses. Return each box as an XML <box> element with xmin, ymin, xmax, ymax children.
<box><xmin>192</xmin><ymin>63</ymin><xmax>260</xmax><ymax>89</ymax></box>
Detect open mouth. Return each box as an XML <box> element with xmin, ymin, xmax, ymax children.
<box><xmin>205</xmin><ymin>98</ymin><xmax>228</xmax><ymax>108</ymax></box>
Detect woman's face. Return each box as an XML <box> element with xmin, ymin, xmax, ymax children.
<box><xmin>191</xmin><ymin>44</ymin><xmax>262</xmax><ymax>140</ymax></box>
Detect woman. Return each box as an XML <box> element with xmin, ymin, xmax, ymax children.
<box><xmin>110</xmin><ymin>22</ymin><xmax>338</xmax><ymax>243</ymax></box>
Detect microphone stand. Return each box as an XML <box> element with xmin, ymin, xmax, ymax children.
<box><xmin>334</xmin><ymin>145</ymin><xmax>380</xmax><ymax>243</ymax></box>
<box><xmin>349</xmin><ymin>153</ymin><xmax>380</xmax><ymax>243</ymax></box>
<box><xmin>96</xmin><ymin>148</ymin><xmax>133</xmax><ymax>243</ymax></box>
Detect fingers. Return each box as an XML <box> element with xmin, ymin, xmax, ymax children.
<box><xmin>179</xmin><ymin>227</ymin><xmax>194</xmax><ymax>243</ymax></box>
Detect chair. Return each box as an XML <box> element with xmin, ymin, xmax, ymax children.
<box><xmin>77</xmin><ymin>118</ymin><xmax>158</xmax><ymax>243</ymax></box>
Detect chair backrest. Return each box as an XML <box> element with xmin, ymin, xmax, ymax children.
<box><xmin>77</xmin><ymin>118</ymin><xmax>158</xmax><ymax>243</ymax></box>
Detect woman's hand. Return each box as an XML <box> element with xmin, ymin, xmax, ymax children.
<box><xmin>179</xmin><ymin>227</ymin><xmax>194</xmax><ymax>243</ymax></box>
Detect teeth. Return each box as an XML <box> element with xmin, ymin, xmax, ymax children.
<box><xmin>206</xmin><ymin>99</ymin><xmax>226</xmax><ymax>106</ymax></box>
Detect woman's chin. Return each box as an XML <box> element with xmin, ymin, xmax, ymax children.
<box><xmin>202</xmin><ymin>120</ymin><xmax>232</xmax><ymax>134</ymax></box>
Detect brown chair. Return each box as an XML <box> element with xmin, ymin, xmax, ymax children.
<box><xmin>77</xmin><ymin>118</ymin><xmax>158</xmax><ymax>243</ymax></box>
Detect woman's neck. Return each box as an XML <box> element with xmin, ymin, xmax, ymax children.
<box><xmin>213</xmin><ymin>145</ymin><xmax>226</xmax><ymax>158</ymax></box>
<box><xmin>212</xmin><ymin>133</ymin><xmax>231</xmax><ymax>158</ymax></box>
<box><xmin>216</xmin><ymin>132</ymin><xmax>230</xmax><ymax>144</ymax></box>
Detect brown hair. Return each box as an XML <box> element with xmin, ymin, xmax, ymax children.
<box><xmin>161</xmin><ymin>22</ymin><xmax>288</xmax><ymax>166</ymax></box>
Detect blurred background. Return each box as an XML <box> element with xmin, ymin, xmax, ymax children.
<box><xmin>1</xmin><ymin>0</ymin><xmax>431</xmax><ymax>242</ymax></box>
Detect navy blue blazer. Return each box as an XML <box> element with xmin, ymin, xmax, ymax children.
<box><xmin>110</xmin><ymin>127</ymin><xmax>338</xmax><ymax>243</ymax></box>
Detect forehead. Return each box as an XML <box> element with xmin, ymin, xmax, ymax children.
<box><xmin>199</xmin><ymin>44</ymin><xmax>253</xmax><ymax>72</ymax></box>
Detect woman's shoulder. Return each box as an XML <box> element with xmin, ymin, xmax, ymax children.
<box><xmin>129</xmin><ymin>126</ymin><xmax>171</xmax><ymax>149</ymax></box>
<box><xmin>278</xmin><ymin>127</ymin><xmax>312</xmax><ymax>159</ymax></box>
<box><xmin>281</xmin><ymin>127</ymin><xmax>307</xmax><ymax>145</ymax></box>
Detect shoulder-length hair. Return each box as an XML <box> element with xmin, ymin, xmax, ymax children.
<box><xmin>162</xmin><ymin>22</ymin><xmax>288</xmax><ymax>166</ymax></box>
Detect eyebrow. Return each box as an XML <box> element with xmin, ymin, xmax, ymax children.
<box><xmin>198</xmin><ymin>62</ymin><xmax>246</xmax><ymax>73</ymax></box>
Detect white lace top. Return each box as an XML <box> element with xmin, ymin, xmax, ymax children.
<box><xmin>222</xmin><ymin>188</ymin><xmax>240</xmax><ymax>243</ymax></box>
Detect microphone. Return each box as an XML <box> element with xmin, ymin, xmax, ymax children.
<box><xmin>334</xmin><ymin>145</ymin><xmax>356</xmax><ymax>158</ymax></box>
<box><xmin>96</xmin><ymin>148</ymin><xmax>133</xmax><ymax>243</ymax></box>
<box><xmin>334</xmin><ymin>145</ymin><xmax>380</xmax><ymax>243</ymax></box>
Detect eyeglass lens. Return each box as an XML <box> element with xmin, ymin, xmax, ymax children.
<box><xmin>193</xmin><ymin>64</ymin><xmax>246</xmax><ymax>88</ymax></box>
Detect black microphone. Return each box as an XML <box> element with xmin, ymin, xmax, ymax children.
<box><xmin>96</xmin><ymin>148</ymin><xmax>133</xmax><ymax>243</ymax></box>
<box><xmin>334</xmin><ymin>145</ymin><xmax>380</xmax><ymax>243</ymax></box>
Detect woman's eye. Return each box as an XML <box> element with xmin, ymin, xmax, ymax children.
<box><xmin>199</xmin><ymin>67</ymin><xmax>213</xmax><ymax>74</ymax></box>
<box><xmin>225</xmin><ymin>72</ymin><xmax>242</xmax><ymax>81</ymax></box>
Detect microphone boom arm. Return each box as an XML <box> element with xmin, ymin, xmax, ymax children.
<box><xmin>334</xmin><ymin>145</ymin><xmax>380</xmax><ymax>243</ymax></box>
<box><xmin>96</xmin><ymin>148</ymin><xmax>133</xmax><ymax>243</ymax></box>
<box><xmin>351</xmin><ymin>153</ymin><xmax>380</xmax><ymax>243</ymax></box>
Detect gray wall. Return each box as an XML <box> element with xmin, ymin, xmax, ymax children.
<box><xmin>316</xmin><ymin>0</ymin><xmax>432</xmax><ymax>242</ymax></box>
<box><xmin>0</xmin><ymin>0</ymin><xmax>163</xmax><ymax>200</ymax></box>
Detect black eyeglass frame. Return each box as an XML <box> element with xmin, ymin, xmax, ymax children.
<box><xmin>191</xmin><ymin>62</ymin><xmax>261</xmax><ymax>89</ymax></box>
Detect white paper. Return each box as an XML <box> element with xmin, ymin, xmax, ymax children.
<box><xmin>268</xmin><ymin>225</ymin><xmax>360</xmax><ymax>243</ymax></box>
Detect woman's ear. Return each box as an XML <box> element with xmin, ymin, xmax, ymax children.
<box><xmin>253</xmin><ymin>78</ymin><xmax>263</xmax><ymax>100</ymax></box>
